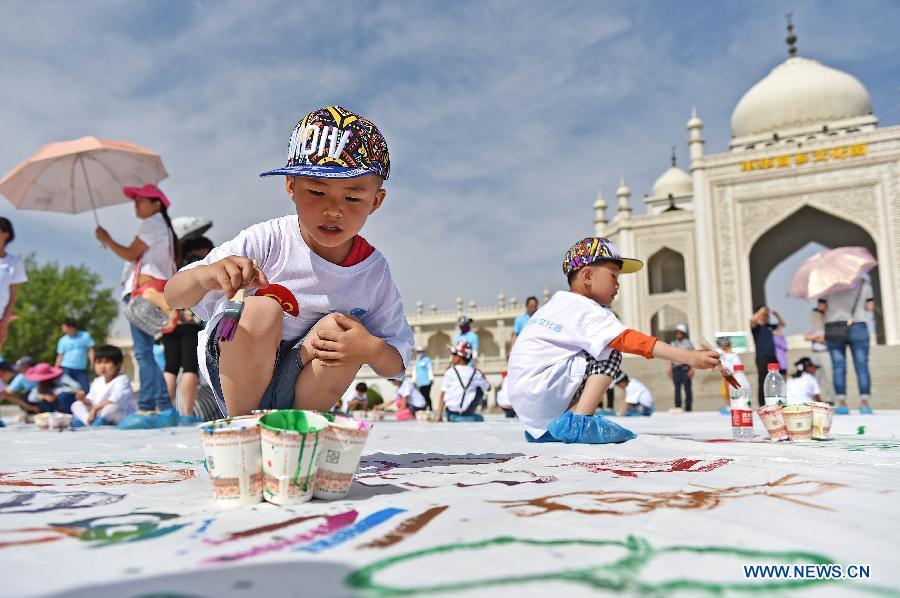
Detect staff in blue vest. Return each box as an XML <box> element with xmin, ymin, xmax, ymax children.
<box><xmin>454</xmin><ymin>316</ymin><xmax>480</xmax><ymax>364</ymax></box>
<box><xmin>413</xmin><ymin>347</ymin><xmax>434</xmax><ymax>410</ymax></box>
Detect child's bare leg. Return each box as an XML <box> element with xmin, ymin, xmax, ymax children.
<box><xmin>295</xmin><ymin>313</ymin><xmax>364</xmax><ymax>412</ymax></box>
<box><xmin>572</xmin><ymin>374</ymin><xmax>614</xmax><ymax>416</ymax></box>
<box><xmin>218</xmin><ymin>297</ymin><xmax>282</xmax><ymax>416</ymax></box>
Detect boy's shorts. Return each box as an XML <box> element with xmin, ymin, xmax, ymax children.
<box><xmin>205</xmin><ymin>322</ymin><xmax>307</xmax><ymax>414</ymax></box>
<box><xmin>570</xmin><ymin>349</ymin><xmax>622</xmax><ymax>406</ymax></box>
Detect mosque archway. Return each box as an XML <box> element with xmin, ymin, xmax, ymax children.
<box><xmin>647</xmin><ymin>247</ymin><xmax>687</xmax><ymax>294</ymax></box>
<box><xmin>748</xmin><ymin>205</ymin><xmax>883</xmax><ymax>343</ymax></box>
<box><xmin>426</xmin><ymin>332</ymin><xmax>451</xmax><ymax>358</ymax></box>
<box><xmin>650</xmin><ymin>305</ymin><xmax>689</xmax><ymax>342</ymax></box>
<box><xmin>476</xmin><ymin>328</ymin><xmax>499</xmax><ymax>357</ymax></box>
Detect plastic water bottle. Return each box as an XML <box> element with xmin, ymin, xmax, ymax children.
<box><xmin>730</xmin><ymin>364</ymin><xmax>754</xmax><ymax>439</ymax></box>
<box><xmin>763</xmin><ymin>363</ymin><xmax>786</xmax><ymax>407</ymax></box>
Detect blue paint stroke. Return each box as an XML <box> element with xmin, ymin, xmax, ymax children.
<box><xmin>192</xmin><ymin>518</ymin><xmax>215</xmax><ymax>537</ymax></box>
<box><xmin>294</xmin><ymin>508</ymin><xmax>405</xmax><ymax>554</ymax></box>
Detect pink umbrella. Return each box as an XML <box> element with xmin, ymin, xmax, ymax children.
<box><xmin>0</xmin><ymin>136</ymin><xmax>167</xmax><ymax>224</ymax></box>
<box><xmin>788</xmin><ymin>246</ymin><xmax>877</xmax><ymax>300</ymax></box>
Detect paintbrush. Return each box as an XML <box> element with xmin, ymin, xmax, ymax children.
<box><xmin>216</xmin><ymin>260</ymin><xmax>259</xmax><ymax>343</ymax></box>
<box><xmin>701</xmin><ymin>339</ymin><xmax>741</xmax><ymax>390</ymax></box>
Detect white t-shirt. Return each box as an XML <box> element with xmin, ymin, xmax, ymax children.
<box><xmin>786</xmin><ymin>372</ymin><xmax>821</xmax><ymax>405</ymax></box>
<box><xmin>824</xmin><ymin>276</ymin><xmax>873</xmax><ymax>325</ymax></box>
<box><xmin>181</xmin><ymin>215</ymin><xmax>413</xmax><ymax>402</ymax></box>
<box><xmin>88</xmin><ymin>373</ymin><xmax>138</xmax><ymax>416</ymax></box>
<box><xmin>124</xmin><ymin>213</ymin><xmax>175</xmax><ymax>295</ymax></box>
<box><xmin>624</xmin><ymin>378</ymin><xmax>654</xmax><ymax>408</ymax></box>
<box><xmin>506</xmin><ymin>291</ymin><xmax>626</xmax><ymax>436</ymax></box>
<box><xmin>441</xmin><ymin>365</ymin><xmax>489</xmax><ymax>412</ymax></box>
<box><xmin>395</xmin><ymin>379</ymin><xmax>426</xmax><ymax>409</ymax></box>
<box><xmin>0</xmin><ymin>254</ymin><xmax>28</xmax><ymax>314</ymax></box>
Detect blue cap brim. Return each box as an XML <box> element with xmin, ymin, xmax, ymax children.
<box><xmin>259</xmin><ymin>165</ymin><xmax>375</xmax><ymax>179</ymax></box>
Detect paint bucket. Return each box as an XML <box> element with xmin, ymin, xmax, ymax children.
<box><xmin>351</xmin><ymin>410</ymin><xmax>367</xmax><ymax>420</ymax></box>
<box><xmin>35</xmin><ymin>412</ymin><xmax>51</xmax><ymax>429</ymax></box>
<box><xmin>811</xmin><ymin>402</ymin><xmax>834</xmax><ymax>440</ymax></box>
<box><xmin>782</xmin><ymin>405</ymin><xmax>814</xmax><ymax>441</ymax></box>
<box><xmin>366</xmin><ymin>410</ymin><xmax>385</xmax><ymax>422</ymax></box>
<box><xmin>49</xmin><ymin>413</ymin><xmax>72</xmax><ymax>430</ymax></box>
<box><xmin>199</xmin><ymin>416</ymin><xmax>264</xmax><ymax>507</ymax></box>
<box><xmin>757</xmin><ymin>405</ymin><xmax>788</xmax><ymax>441</ymax></box>
<box><xmin>313</xmin><ymin>415</ymin><xmax>372</xmax><ymax>500</ymax></box>
<box><xmin>415</xmin><ymin>410</ymin><xmax>436</xmax><ymax>423</ymax></box>
<box><xmin>259</xmin><ymin>410</ymin><xmax>329</xmax><ymax>505</ymax></box>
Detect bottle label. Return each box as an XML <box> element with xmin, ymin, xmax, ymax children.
<box><xmin>731</xmin><ymin>409</ymin><xmax>753</xmax><ymax>427</ymax></box>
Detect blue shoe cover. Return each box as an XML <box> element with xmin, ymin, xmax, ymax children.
<box><xmin>0</xmin><ymin>419</ymin><xmax>4</xmax><ymax>428</ymax></box>
<box><xmin>719</xmin><ymin>407</ymin><xmax>731</xmax><ymax>415</ymax></box>
<box><xmin>545</xmin><ymin>412</ymin><xmax>636</xmax><ymax>444</ymax></box>
<box><xmin>859</xmin><ymin>405</ymin><xmax>873</xmax><ymax>415</ymax></box>
<box><xmin>835</xmin><ymin>405</ymin><xmax>850</xmax><ymax>415</ymax></box>
<box><xmin>71</xmin><ymin>418</ymin><xmax>86</xmax><ymax>428</ymax></box>
<box><xmin>158</xmin><ymin>408</ymin><xmax>179</xmax><ymax>427</ymax></box>
<box><xmin>90</xmin><ymin>417</ymin><xmax>111</xmax><ymax>427</ymax></box>
<box><xmin>447</xmin><ymin>413</ymin><xmax>484</xmax><ymax>422</ymax></box>
<box><xmin>178</xmin><ymin>415</ymin><xmax>205</xmax><ymax>426</ymax></box>
<box><xmin>118</xmin><ymin>411</ymin><xmax>163</xmax><ymax>430</ymax></box>
<box><xmin>525</xmin><ymin>430</ymin><xmax>559</xmax><ymax>443</ymax></box>
<box><xmin>594</xmin><ymin>409</ymin><xmax>615</xmax><ymax>416</ymax></box>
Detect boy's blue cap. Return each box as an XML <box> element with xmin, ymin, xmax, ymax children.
<box><xmin>260</xmin><ymin>106</ymin><xmax>390</xmax><ymax>180</ymax></box>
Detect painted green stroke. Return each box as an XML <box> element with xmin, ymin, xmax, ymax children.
<box><xmin>346</xmin><ymin>535</ymin><xmax>899</xmax><ymax>596</ymax></box>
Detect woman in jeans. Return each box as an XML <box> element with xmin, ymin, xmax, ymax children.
<box><xmin>95</xmin><ymin>184</ymin><xmax>178</xmax><ymax>414</ymax></box>
<box><xmin>823</xmin><ymin>276</ymin><xmax>875</xmax><ymax>414</ymax></box>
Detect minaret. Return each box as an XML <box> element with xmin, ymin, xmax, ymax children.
<box><xmin>616</xmin><ymin>176</ymin><xmax>631</xmax><ymax>218</ymax></box>
<box><xmin>593</xmin><ymin>190</ymin><xmax>608</xmax><ymax>234</ymax></box>
<box><xmin>786</xmin><ymin>13</ymin><xmax>797</xmax><ymax>56</ymax></box>
<box><xmin>687</xmin><ymin>106</ymin><xmax>704</xmax><ymax>165</ymax></box>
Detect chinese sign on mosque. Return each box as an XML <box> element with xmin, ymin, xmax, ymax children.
<box><xmin>740</xmin><ymin>143</ymin><xmax>867</xmax><ymax>172</ymax></box>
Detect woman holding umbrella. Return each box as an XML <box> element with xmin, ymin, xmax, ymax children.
<box><xmin>95</xmin><ymin>184</ymin><xmax>178</xmax><ymax>416</ymax></box>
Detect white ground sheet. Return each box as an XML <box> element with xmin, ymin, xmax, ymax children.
<box><xmin>1</xmin><ymin>412</ymin><xmax>899</xmax><ymax>597</ymax></box>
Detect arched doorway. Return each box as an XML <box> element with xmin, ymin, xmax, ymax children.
<box><xmin>650</xmin><ymin>305</ymin><xmax>689</xmax><ymax>342</ymax></box>
<box><xmin>426</xmin><ymin>331</ymin><xmax>451</xmax><ymax>359</ymax></box>
<box><xmin>476</xmin><ymin>328</ymin><xmax>499</xmax><ymax>357</ymax></box>
<box><xmin>749</xmin><ymin>206</ymin><xmax>883</xmax><ymax>343</ymax></box>
<box><xmin>647</xmin><ymin>247</ymin><xmax>686</xmax><ymax>294</ymax></box>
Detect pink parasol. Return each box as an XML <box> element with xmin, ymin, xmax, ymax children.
<box><xmin>787</xmin><ymin>246</ymin><xmax>877</xmax><ymax>300</ymax></box>
<box><xmin>0</xmin><ymin>136</ymin><xmax>167</xmax><ymax>224</ymax></box>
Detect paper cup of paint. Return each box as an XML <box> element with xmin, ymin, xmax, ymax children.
<box><xmin>811</xmin><ymin>402</ymin><xmax>834</xmax><ymax>440</ymax></box>
<box><xmin>259</xmin><ymin>410</ymin><xmax>329</xmax><ymax>505</ymax></box>
<box><xmin>782</xmin><ymin>405</ymin><xmax>814</xmax><ymax>441</ymax></box>
<box><xmin>351</xmin><ymin>410</ymin><xmax>367</xmax><ymax>420</ymax></box>
<box><xmin>415</xmin><ymin>410</ymin><xmax>435</xmax><ymax>423</ymax></box>
<box><xmin>49</xmin><ymin>412</ymin><xmax>72</xmax><ymax>429</ymax></box>
<box><xmin>313</xmin><ymin>416</ymin><xmax>372</xmax><ymax>500</ymax></box>
<box><xmin>35</xmin><ymin>412</ymin><xmax>51</xmax><ymax>429</ymax></box>
<box><xmin>757</xmin><ymin>405</ymin><xmax>788</xmax><ymax>441</ymax></box>
<box><xmin>199</xmin><ymin>416</ymin><xmax>264</xmax><ymax>507</ymax></box>
<box><xmin>366</xmin><ymin>410</ymin><xmax>385</xmax><ymax>422</ymax></box>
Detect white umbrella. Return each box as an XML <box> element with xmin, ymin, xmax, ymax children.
<box><xmin>0</xmin><ymin>136</ymin><xmax>167</xmax><ymax>223</ymax></box>
<box><xmin>172</xmin><ymin>216</ymin><xmax>212</xmax><ymax>240</ymax></box>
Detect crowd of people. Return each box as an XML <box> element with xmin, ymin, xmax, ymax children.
<box><xmin>0</xmin><ymin>104</ymin><xmax>882</xmax><ymax>442</ymax></box>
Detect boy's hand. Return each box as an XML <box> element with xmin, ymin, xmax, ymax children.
<box><xmin>195</xmin><ymin>257</ymin><xmax>268</xmax><ymax>299</ymax></box>
<box><xmin>311</xmin><ymin>313</ymin><xmax>378</xmax><ymax>367</ymax></box>
<box><xmin>75</xmin><ymin>390</ymin><xmax>89</xmax><ymax>403</ymax></box>
<box><xmin>689</xmin><ymin>349</ymin><xmax>720</xmax><ymax>370</ymax></box>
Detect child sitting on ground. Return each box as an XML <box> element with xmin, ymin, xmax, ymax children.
<box><xmin>437</xmin><ymin>342</ymin><xmax>491</xmax><ymax>422</ymax></box>
<box><xmin>716</xmin><ymin>336</ymin><xmax>743</xmax><ymax>415</ymax></box>
<box><xmin>507</xmin><ymin>237</ymin><xmax>719</xmax><ymax>443</ymax></box>
<box><xmin>786</xmin><ymin>357</ymin><xmax>822</xmax><ymax>405</ymax></box>
<box><xmin>25</xmin><ymin>363</ymin><xmax>83</xmax><ymax>413</ymax></box>
<box><xmin>165</xmin><ymin>106</ymin><xmax>413</xmax><ymax>417</ymax></box>
<box><xmin>347</xmin><ymin>382</ymin><xmax>369</xmax><ymax>412</ymax></box>
<box><xmin>389</xmin><ymin>376</ymin><xmax>427</xmax><ymax>416</ymax></box>
<box><xmin>71</xmin><ymin>345</ymin><xmax>137</xmax><ymax>426</ymax></box>
<box><xmin>614</xmin><ymin>372</ymin><xmax>654</xmax><ymax>416</ymax></box>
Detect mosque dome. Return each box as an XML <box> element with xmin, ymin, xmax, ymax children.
<box><xmin>651</xmin><ymin>165</ymin><xmax>693</xmax><ymax>198</ymax></box>
<box><xmin>731</xmin><ymin>56</ymin><xmax>873</xmax><ymax>140</ymax></box>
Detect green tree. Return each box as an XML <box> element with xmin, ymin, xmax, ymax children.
<box><xmin>4</xmin><ymin>255</ymin><xmax>119</xmax><ymax>364</ymax></box>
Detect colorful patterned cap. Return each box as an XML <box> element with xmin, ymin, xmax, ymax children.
<box><xmin>260</xmin><ymin>106</ymin><xmax>390</xmax><ymax>180</ymax></box>
<box><xmin>562</xmin><ymin>237</ymin><xmax>643</xmax><ymax>277</ymax></box>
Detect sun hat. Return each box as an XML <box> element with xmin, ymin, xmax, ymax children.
<box><xmin>448</xmin><ymin>342</ymin><xmax>473</xmax><ymax>361</ymax></box>
<box><xmin>123</xmin><ymin>184</ymin><xmax>170</xmax><ymax>208</ymax></box>
<box><xmin>14</xmin><ymin>356</ymin><xmax>34</xmax><ymax>372</ymax></box>
<box><xmin>716</xmin><ymin>336</ymin><xmax>732</xmax><ymax>347</ymax></box>
<box><xmin>562</xmin><ymin>237</ymin><xmax>642</xmax><ymax>277</ymax></box>
<box><xmin>415</xmin><ymin>346</ymin><xmax>425</xmax><ymax>353</ymax></box>
<box><xmin>613</xmin><ymin>371</ymin><xmax>627</xmax><ymax>384</ymax></box>
<box><xmin>675</xmin><ymin>324</ymin><xmax>688</xmax><ymax>334</ymax></box>
<box><xmin>260</xmin><ymin>106</ymin><xmax>390</xmax><ymax>180</ymax></box>
<box><xmin>795</xmin><ymin>357</ymin><xmax>816</xmax><ymax>372</ymax></box>
<box><xmin>24</xmin><ymin>363</ymin><xmax>64</xmax><ymax>382</ymax></box>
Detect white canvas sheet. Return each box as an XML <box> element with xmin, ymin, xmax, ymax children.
<box><xmin>1</xmin><ymin>412</ymin><xmax>899</xmax><ymax>597</ymax></box>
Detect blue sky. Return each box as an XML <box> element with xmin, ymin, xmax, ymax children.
<box><xmin>1</xmin><ymin>0</ymin><xmax>898</xmax><ymax>336</ymax></box>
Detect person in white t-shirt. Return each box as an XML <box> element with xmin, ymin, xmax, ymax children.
<box><xmin>96</xmin><ymin>184</ymin><xmax>176</xmax><ymax>415</ymax></box>
<box><xmin>71</xmin><ymin>345</ymin><xmax>137</xmax><ymax>426</ymax></box>
<box><xmin>166</xmin><ymin>106</ymin><xmax>413</xmax><ymax>418</ymax></box>
<box><xmin>507</xmin><ymin>236</ymin><xmax>719</xmax><ymax>444</ymax></box>
<box><xmin>437</xmin><ymin>342</ymin><xmax>490</xmax><ymax>422</ymax></box>
<box><xmin>785</xmin><ymin>357</ymin><xmax>822</xmax><ymax>405</ymax></box>
<box><xmin>614</xmin><ymin>373</ymin><xmax>654</xmax><ymax>416</ymax></box>
<box><xmin>716</xmin><ymin>336</ymin><xmax>743</xmax><ymax>415</ymax></box>
<box><xmin>0</xmin><ymin>217</ymin><xmax>28</xmax><ymax>358</ymax></box>
<box><xmin>387</xmin><ymin>377</ymin><xmax>427</xmax><ymax>414</ymax></box>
